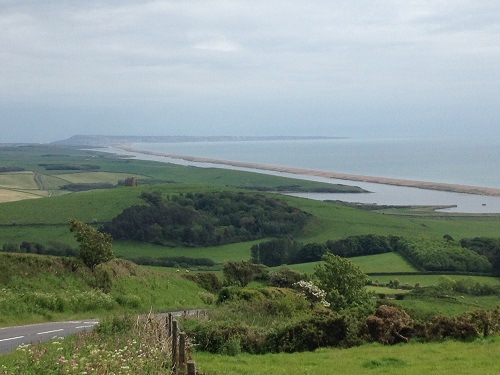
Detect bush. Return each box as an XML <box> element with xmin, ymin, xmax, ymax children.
<box><xmin>422</xmin><ymin>315</ymin><xmax>479</xmax><ymax>341</ymax></box>
<box><xmin>183</xmin><ymin>272</ymin><xmax>222</xmax><ymax>293</ymax></box>
<box><xmin>217</xmin><ymin>287</ymin><xmax>265</xmax><ymax>304</ymax></box>
<box><xmin>222</xmin><ymin>336</ymin><xmax>242</xmax><ymax>356</ymax></box>
<box><xmin>94</xmin><ymin>267</ymin><xmax>113</xmax><ymax>293</ymax></box>
<box><xmin>363</xmin><ymin>305</ymin><xmax>413</xmax><ymax>345</ymax></box>
<box><xmin>269</xmin><ymin>267</ymin><xmax>303</xmax><ymax>288</ymax></box>
<box><xmin>265</xmin><ymin>312</ymin><xmax>347</xmax><ymax>352</ymax></box>
<box><xmin>184</xmin><ymin>320</ymin><xmax>266</xmax><ymax>354</ymax></box>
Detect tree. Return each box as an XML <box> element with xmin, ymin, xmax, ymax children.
<box><xmin>69</xmin><ymin>219</ymin><xmax>114</xmax><ymax>270</ymax></box>
<box><xmin>314</xmin><ymin>253</ymin><xmax>370</xmax><ymax>311</ymax></box>
<box><xmin>222</xmin><ymin>260</ymin><xmax>262</xmax><ymax>287</ymax></box>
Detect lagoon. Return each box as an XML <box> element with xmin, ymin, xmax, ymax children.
<box><xmin>102</xmin><ymin>137</ymin><xmax>500</xmax><ymax>214</ymax></box>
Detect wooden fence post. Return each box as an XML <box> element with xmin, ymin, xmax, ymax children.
<box><xmin>171</xmin><ymin>320</ymin><xmax>178</xmax><ymax>373</ymax></box>
<box><xmin>166</xmin><ymin>313</ymin><xmax>173</xmax><ymax>338</ymax></box>
<box><xmin>187</xmin><ymin>360</ymin><xmax>196</xmax><ymax>375</ymax></box>
<box><xmin>179</xmin><ymin>332</ymin><xmax>187</xmax><ymax>374</ymax></box>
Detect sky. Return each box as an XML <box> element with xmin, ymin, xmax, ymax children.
<box><xmin>1</xmin><ymin>0</ymin><xmax>499</xmax><ymax>143</ymax></box>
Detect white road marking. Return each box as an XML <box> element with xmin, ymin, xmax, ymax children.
<box><xmin>37</xmin><ymin>329</ymin><xmax>64</xmax><ymax>335</ymax></box>
<box><xmin>75</xmin><ymin>325</ymin><xmax>93</xmax><ymax>329</ymax></box>
<box><xmin>0</xmin><ymin>336</ymin><xmax>24</xmax><ymax>342</ymax></box>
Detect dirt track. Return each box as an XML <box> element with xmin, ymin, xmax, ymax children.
<box><xmin>118</xmin><ymin>145</ymin><xmax>500</xmax><ymax>197</ymax></box>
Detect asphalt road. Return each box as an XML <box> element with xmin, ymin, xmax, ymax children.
<box><xmin>0</xmin><ymin>319</ymin><xmax>99</xmax><ymax>354</ymax></box>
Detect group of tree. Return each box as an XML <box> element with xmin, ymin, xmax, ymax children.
<box><xmin>102</xmin><ymin>191</ymin><xmax>310</xmax><ymax>247</ymax></box>
<box><xmin>61</xmin><ymin>183</ymin><xmax>115</xmax><ymax>192</ymax></box>
<box><xmin>251</xmin><ymin>238</ymin><xmax>327</xmax><ymax>266</ymax></box>
<box><xmin>251</xmin><ymin>234</ymin><xmax>498</xmax><ymax>275</ymax></box>
<box><xmin>394</xmin><ymin>237</ymin><xmax>492</xmax><ymax>273</ymax></box>
<box><xmin>38</xmin><ymin>163</ymin><xmax>100</xmax><ymax>171</ymax></box>
<box><xmin>326</xmin><ymin>234</ymin><xmax>398</xmax><ymax>257</ymax></box>
<box><xmin>460</xmin><ymin>237</ymin><xmax>500</xmax><ymax>276</ymax></box>
<box><xmin>1</xmin><ymin>240</ymin><xmax>77</xmax><ymax>257</ymax></box>
<box><xmin>128</xmin><ymin>255</ymin><xmax>215</xmax><ymax>268</ymax></box>
<box><xmin>251</xmin><ymin>235</ymin><xmax>397</xmax><ymax>268</ymax></box>
<box><xmin>0</xmin><ymin>167</ymin><xmax>25</xmax><ymax>172</ymax></box>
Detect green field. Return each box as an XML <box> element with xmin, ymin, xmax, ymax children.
<box><xmin>193</xmin><ymin>337</ymin><xmax>500</xmax><ymax>375</ymax></box>
<box><xmin>0</xmin><ymin>172</ymin><xmax>39</xmax><ymax>189</ymax></box>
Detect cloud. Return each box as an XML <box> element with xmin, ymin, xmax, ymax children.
<box><xmin>1</xmin><ymin>0</ymin><xmax>499</xmax><ymax>141</ymax></box>
<box><xmin>193</xmin><ymin>39</ymin><xmax>240</xmax><ymax>52</ymax></box>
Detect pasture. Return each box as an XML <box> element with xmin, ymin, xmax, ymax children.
<box><xmin>193</xmin><ymin>336</ymin><xmax>500</xmax><ymax>375</ymax></box>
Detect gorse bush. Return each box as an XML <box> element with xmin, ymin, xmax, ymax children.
<box><xmin>363</xmin><ymin>305</ymin><xmax>413</xmax><ymax>345</ymax></box>
<box><xmin>265</xmin><ymin>311</ymin><xmax>347</xmax><ymax>352</ymax></box>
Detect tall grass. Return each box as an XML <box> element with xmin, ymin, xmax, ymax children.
<box><xmin>0</xmin><ymin>313</ymin><xmax>173</xmax><ymax>374</ymax></box>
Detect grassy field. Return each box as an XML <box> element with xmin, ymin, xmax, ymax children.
<box><xmin>0</xmin><ymin>252</ymin><xmax>208</xmax><ymax>327</ymax></box>
<box><xmin>0</xmin><ymin>189</ymin><xmax>45</xmax><ymax>203</ymax></box>
<box><xmin>193</xmin><ymin>336</ymin><xmax>500</xmax><ymax>375</ymax></box>
<box><xmin>0</xmin><ymin>172</ymin><xmax>39</xmax><ymax>189</ymax></box>
<box><xmin>0</xmin><ymin>144</ymin><xmax>366</xmax><ymax>204</ymax></box>
<box><xmin>56</xmin><ymin>171</ymin><xmax>152</xmax><ymax>184</ymax></box>
<box><xmin>1</xmin><ymin>184</ymin><xmax>499</xmax><ymax>252</ymax></box>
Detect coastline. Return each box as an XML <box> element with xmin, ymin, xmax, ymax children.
<box><xmin>117</xmin><ymin>145</ymin><xmax>500</xmax><ymax>198</ymax></box>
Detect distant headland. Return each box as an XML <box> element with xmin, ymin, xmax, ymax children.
<box><xmin>51</xmin><ymin>135</ymin><xmax>344</xmax><ymax>147</ymax></box>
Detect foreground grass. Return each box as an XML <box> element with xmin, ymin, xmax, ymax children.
<box><xmin>193</xmin><ymin>336</ymin><xmax>500</xmax><ymax>375</ymax></box>
<box><xmin>0</xmin><ymin>314</ymin><xmax>171</xmax><ymax>374</ymax></box>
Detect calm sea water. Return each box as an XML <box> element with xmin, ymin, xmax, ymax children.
<box><xmin>107</xmin><ymin>137</ymin><xmax>500</xmax><ymax>213</ymax></box>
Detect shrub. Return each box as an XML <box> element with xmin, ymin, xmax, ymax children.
<box><xmin>184</xmin><ymin>320</ymin><xmax>266</xmax><ymax>354</ymax></box>
<box><xmin>217</xmin><ymin>286</ymin><xmax>265</xmax><ymax>304</ymax></box>
<box><xmin>422</xmin><ymin>315</ymin><xmax>479</xmax><ymax>341</ymax></box>
<box><xmin>363</xmin><ymin>305</ymin><xmax>413</xmax><ymax>345</ymax></box>
<box><xmin>94</xmin><ymin>267</ymin><xmax>113</xmax><ymax>293</ymax></box>
<box><xmin>183</xmin><ymin>272</ymin><xmax>222</xmax><ymax>293</ymax></box>
<box><xmin>265</xmin><ymin>312</ymin><xmax>347</xmax><ymax>352</ymax></box>
<box><xmin>269</xmin><ymin>267</ymin><xmax>303</xmax><ymax>288</ymax></box>
<box><xmin>222</xmin><ymin>336</ymin><xmax>242</xmax><ymax>356</ymax></box>
<box><xmin>198</xmin><ymin>291</ymin><xmax>216</xmax><ymax>305</ymax></box>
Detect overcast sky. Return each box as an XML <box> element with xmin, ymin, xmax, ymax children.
<box><xmin>1</xmin><ymin>1</ymin><xmax>499</xmax><ymax>143</ymax></box>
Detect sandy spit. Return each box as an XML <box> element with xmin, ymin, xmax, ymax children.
<box><xmin>117</xmin><ymin>146</ymin><xmax>500</xmax><ymax>197</ymax></box>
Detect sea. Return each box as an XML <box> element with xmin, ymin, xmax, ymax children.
<box><xmin>105</xmin><ymin>137</ymin><xmax>500</xmax><ymax>214</ymax></box>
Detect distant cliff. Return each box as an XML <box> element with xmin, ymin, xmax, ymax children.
<box><xmin>51</xmin><ymin>135</ymin><xmax>342</xmax><ymax>147</ymax></box>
